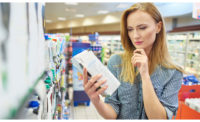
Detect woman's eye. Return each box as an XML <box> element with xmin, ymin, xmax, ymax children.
<box><xmin>127</xmin><ymin>29</ymin><xmax>133</xmax><ymax>31</ymax></box>
<box><xmin>139</xmin><ymin>27</ymin><xmax>146</xmax><ymax>30</ymax></box>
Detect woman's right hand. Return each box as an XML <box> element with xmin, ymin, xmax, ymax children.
<box><xmin>83</xmin><ymin>67</ymin><xmax>108</xmax><ymax>104</ymax></box>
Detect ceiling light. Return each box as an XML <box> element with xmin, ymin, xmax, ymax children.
<box><xmin>70</xmin><ymin>8</ymin><xmax>76</xmax><ymax>12</ymax></box>
<box><xmin>103</xmin><ymin>15</ymin><xmax>119</xmax><ymax>24</ymax></box>
<box><xmin>65</xmin><ymin>8</ymin><xmax>76</xmax><ymax>12</ymax></box>
<box><xmin>57</xmin><ymin>17</ymin><xmax>66</xmax><ymax>21</ymax></box>
<box><xmin>117</xmin><ymin>3</ymin><xmax>131</xmax><ymax>8</ymax></box>
<box><xmin>64</xmin><ymin>2</ymin><xmax>78</xmax><ymax>6</ymax></box>
<box><xmin>45</xmin><ymin>19</ymin><xmax>52</xmax><ymax>23</ymax></box>
<box><xmin>98</xmin><ymin>10</ymin><xmax>109</xmax><ymax>14</ymax></box>
<box><xmin>83</xmin><ymin>19</ymin><xmax>94</xmax><ymax>26</ymax></box>
<box><xmin>65</xmin><ymin>8</ymin><xmax>70</xmax><ymax>11</ymax></box>
<box><xmin>75</xmin><ymin>14</ymin><xmax>84</xmax><ymax>18</ymax></box>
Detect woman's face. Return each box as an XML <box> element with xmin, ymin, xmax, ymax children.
<box><xmin>127</xmin><ymin>10</ymin><xmax>161</xmax><ymax>53</ymax></box>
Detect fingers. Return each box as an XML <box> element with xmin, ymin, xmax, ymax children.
<box><xmin>83</xmin><ymin>67</ymin><xmax>88</xmax><ymax>86</ymax></box>
<box><xmin>89</xmin><ymin>85</ymin><xmax>108</xmax><ymax>103</ymax></box>
<box><xmin>132</xmin><ymin>52</ymin><xmax>143</xmax><ymax>65</ymax></box>
<box><xmin>132</xmin><ymin>58</ymin><xmax>142</xmax><ymax>67</ymax></box>
<box><xmin>88</xmin><ymin>79</ymin><xmax>107</xmax><ymax>94</ymax></box>
<box><xmin>132</xmin><ymin>56</ymin><xmax>140</xmax><ymax>66</ymax></box>
<box><xmin>132</xmin><ymin>53</ymin><xmax>142</xmax><ymax>59</ymax></box>
<box><xmin>132</xmin><ymin>49</ymin><xmax>144</xmax><ymax>60</ymax></box>
<box><xmin>96</xmin><ymin>85</ymin><xmax>108</xmax><ymax>95</ymax></box>
<box><xmin>133</xmin><ymin>49</ymin><xmax>146</xmax><ymax>56</ymax></box>
<box><xmin>132</xmin><ymin>49</ymin><xmax>147</xmax><ymax>67</ymax></box>
<box><xmin>83</xmin><ymin>70</ymin><xmax>108</xmax><ymax>102</ymax></box>
<box><xmin>84</xmin><ymin>74</ymin><xmax>102</xmax><ymax>91</ymax></box>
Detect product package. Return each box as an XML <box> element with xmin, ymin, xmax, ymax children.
<box><xmin>71</xmin><ymin>50</ymin><xmax>120</xmax><ymax>96</ymax></box>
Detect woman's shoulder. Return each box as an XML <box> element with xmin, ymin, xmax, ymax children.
<box><xmin>108</xmin><ymin>53</ymin><xmax>122</xmax><ymax>65</ymax></box>
<box><xmin>107</xmin><ymin>54</ymin><xmax>122</xmax><ymax>78</ymax></box>
<box><xmin>159</xmin><ymin>65</ymin><xmax>183</xmax><ymax>77</ymax></box>
<box><xmin>155</xmin><ymin>65</ymin><xmax>183</xmax><ymax>84</ymax></box>
<box><xmin>152</xmin><ymin>65</ymin><xmax>183</xmax><ymax>87</ymax></box>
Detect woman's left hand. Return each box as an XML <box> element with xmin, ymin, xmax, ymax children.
<box><xmin>131</xmin><ymin>49</ymin><xmax>149</xmax><ymax>76</ymax></box>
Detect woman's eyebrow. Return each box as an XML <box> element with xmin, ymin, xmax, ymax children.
<box><xmin>136</xmin><ymin>24</ymin><xmax>147</xmax><ymax>27</ymax></box>
<box><xmin>127</xmin><ymin>24</ymin><xmax>147</xmax><ymax>28</ymax></box>
<box><xmin>127</xmin><ymin>26</ymin><xmax>133</xmax><ymax>29</ymax></box>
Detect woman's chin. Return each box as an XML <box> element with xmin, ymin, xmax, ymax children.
<box><xmin>134</xmin><ymin>45</ymin><xmax>144</xmax><ymax>49</ymax></box>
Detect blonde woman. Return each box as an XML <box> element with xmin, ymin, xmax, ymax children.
<box><xmin>83</xmin><ymin>2</ymin><xmax>183</xmax><ymax>119</ymax></box>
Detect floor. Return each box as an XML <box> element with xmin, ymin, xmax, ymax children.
<box><xmin>72</xmin><ymin>102</ymin><xmax>104</xmax><ymax>120</ymax></box>
<box><xmin>70</xmin><ymin>95</ymin><xmax>105</xmax><ymax>120</ymax></box>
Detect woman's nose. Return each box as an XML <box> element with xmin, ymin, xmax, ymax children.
<box><xmin>133</xmin><ymin>30</ymin><xmax>140</xmax><ymax>40</ymax></box>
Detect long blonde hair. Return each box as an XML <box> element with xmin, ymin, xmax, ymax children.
<box><xmin>120</xmin><ymin>2</ymin><xmax>183</xmax><ymax>84</ymax></box>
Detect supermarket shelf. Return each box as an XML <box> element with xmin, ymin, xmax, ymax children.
<box><xmin>186</xmin><ymin>59</ymin><xmax>199</xmax><ymax>63</ymax></box>
<box><xmin>185</xmin><ymin>69</ymin><xmax>200</xmax><ymax>76</ymax></box>
<box><xmin>187</xmin><ymin>51</ymin><xmax>199</xmax><ymax>54</ymax></box>
<box><xmin>6</xmin><ymin>71</ymin><xmax>47</xmax><ymax>119</ymax></box>
<box><xmin>167</xmin><ymin>37</ymin><xmax>187</xmax><ymax>40</ymax></box>
<box><xmin>188</xmin><ymin>38</ymin><xmax>200</xmax><ymax>41</ymax></box>
<box><xmin>167</xmin><ymin>31</ymin><xmax>200</xmax><ymax>78</ymax></box>
<box><xmin>169</xmin><ymin>50</ymin><xmax>185</xmax><ymax>54</ymax></box>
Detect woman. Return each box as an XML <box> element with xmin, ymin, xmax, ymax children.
<box><xmin>83</xmin><ymin>2</ymin><xmax>183</xmax><ymax>119</ymax></box>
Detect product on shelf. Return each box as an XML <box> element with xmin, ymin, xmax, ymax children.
<box><xmin>44</xmin><ymin>33</ymin><xmax>75</xmax><ymax>119</ymax></box>
<box><xmin>183</xmin><ymin>75</ymin><xmax>200</xmax><ymax>85</ymax></box>
<box><xmin>0</xmin><ymin>3</ymin><xmax>48</xmax><ymax>119</ymax></box>
<box><xmin>167</xmin><ymin>32</ymin><xmax>200</xmax><ymax>79</ymax></box>
<box><xmin>185</xmin><ymin>98</ymin><xmax>200</xmax><ymax>113</ymax></box>
<box><xmin>99</xmin><ymin>35</ymin><xmax>123</xmax><ymax>65</ymax></box>
<box><xmin>167</xmin><ymin>34</ymin><xmax>187</xmax><ymax>68</ymax></box>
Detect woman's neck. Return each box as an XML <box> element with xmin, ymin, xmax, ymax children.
<box><xmin>144</xmin><ymin>46</ymin><xmax>152</xmax><ymax>57</ymax></box>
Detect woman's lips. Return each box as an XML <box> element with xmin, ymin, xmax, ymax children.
<box><xmin>135</xmin><ymin>41</ymin><xmax>143</xmax><ymax>45</ymax></box>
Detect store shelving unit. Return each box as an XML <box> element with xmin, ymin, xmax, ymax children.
<box><xmin>0</xmin><ymin>3</ymin><xmax>47</xmax><ymax>119</ymax></box>
<box><xmin>12</xmin><ymin>33</ymin><xmax>70</xmax><ymax>119</ymax></box>
<box><xmin>99</xmin><ymin>35</ymin><xmax>124</xmax><ymax>65</ymax></box>
<box><xmin>167</xmin><ymin>33</ymin><xmax>187</xmax><ymax>68</ymax></box>
<box><xmin>168</xmin><ymin>29</ymin><xmax>200</xmax><ymax>119</ymax></box>
<box><xmin>167</xmin><ymin>31</ymin><xmax>200</xmax><ymax>78</ymax></box>
<box><xmin>9</xmin><ymin>71</ymin><xmax>47</xmax><ymax>119</ymax></box>
<box><xmin>44</xmin><ymin>33</ymin><xmax>72</xmax><ymax>120</ymax></box>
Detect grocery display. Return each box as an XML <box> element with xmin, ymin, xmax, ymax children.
<box><xmin>0</xmin><ymin>3</ymin><xmax>46</xmax><ymax>119</ymax></box>
<box><xmin>167</xmin><ymin>32</ymin><xmax>200</xmax><ymax>119</ymax></box>
<box><xmin>44</xmin><ymin>33</ymin><xmax>71</xmax><ymax>120</ymax></box>
<box><xmin>167</xmin><ymin>31</ymin><xmax>200</xmax><ymax>79</ymax></box>
<box><xmin>99</xmin><ymin>35</ymin><xmax>123</xmax><ymax>65</ymax></box>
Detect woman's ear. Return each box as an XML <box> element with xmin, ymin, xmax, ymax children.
<box><xmin>156</xmin><ymin>21</ymin><xmax>162</xmax><ymax>34</ymax></box>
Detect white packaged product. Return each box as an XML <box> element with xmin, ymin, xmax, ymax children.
<box><xmin>71</xmin><ymin>50</ymin><xmax>120</xmax><ymax>96</ymax></box>
<box><xmin>185</xmin><ymin>98</ymin><xmax>200</xmax><ymax>113</ymax></box>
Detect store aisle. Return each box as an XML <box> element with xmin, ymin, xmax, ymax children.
<box><xmin>72</xmin><ymin>103</ymin><xmax>104</xmax><ymax>120</ymax></box>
